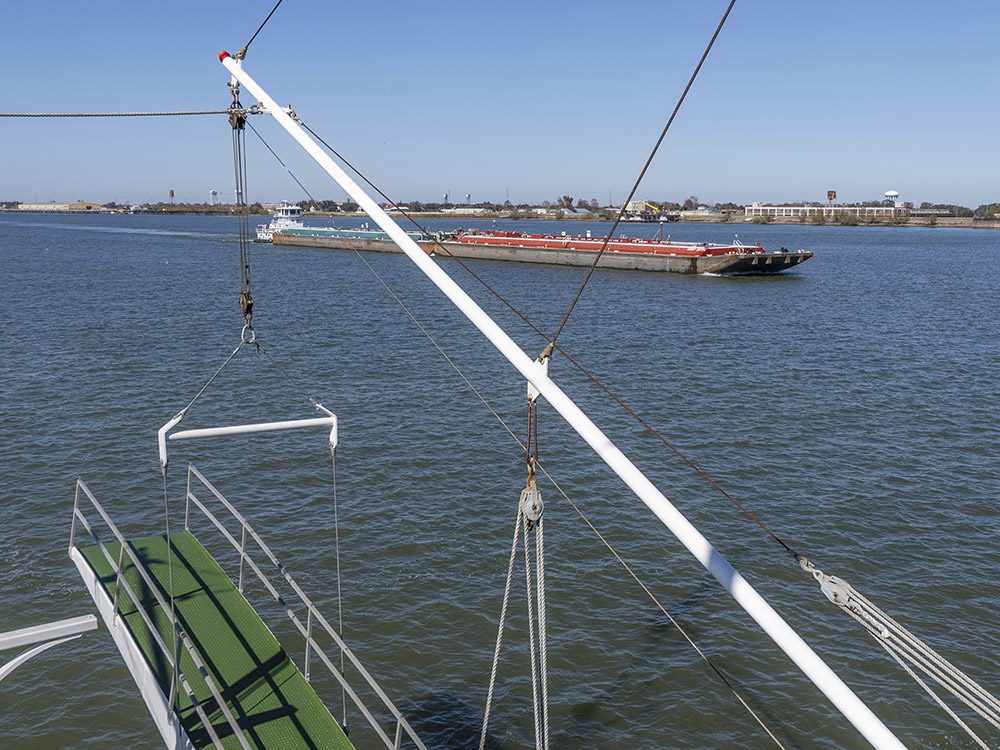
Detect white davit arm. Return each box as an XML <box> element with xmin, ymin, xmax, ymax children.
<box><xmin>220</xmin><ymin>52</ymin><xmax>906</xmax><ymax>750</ymax></box>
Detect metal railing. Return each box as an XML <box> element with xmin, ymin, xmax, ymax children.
<box><xmin>183</xmin><ymin>463</ymin><xmax>427</xmax><ymax>750</ymax></box>
<box><xmin>70</xmin><ymin>478</ymin><xmax>251</xmax><ymax>750</ymax></box>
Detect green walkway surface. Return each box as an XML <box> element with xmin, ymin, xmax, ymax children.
<box><xmin>80</xmin><ymin>530</ymin><xmax>354</xmax><ymax>750</ymax></box>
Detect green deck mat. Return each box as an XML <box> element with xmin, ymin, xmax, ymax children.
<box><xmin>80</xmin><ymin>530</ymin><xmax>354</xmax><ymax>750</ymax></box>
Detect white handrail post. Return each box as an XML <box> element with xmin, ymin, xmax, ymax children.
<box><xmin>185</xmin><ymin>464</ymin><xmax>193</xmax><ymax>530</ymax></box>
<box><xmin>112</xmin><ymin>544</ymin><xmax>126</xmax><ymax>617</ymax></box>
<box><xmin>70</xmin><ymin>480</ymin><xmax>81</xmax><ymax>550</ymax></box>
<box><xmin>219</xmin><ymin>52</ymin><xmax>907</xmax><ymax>750</ymax></box>
<box><xmin>238</xmin><ymin>525</ymin><xmax>248</xmax><ymax>593</ymax></box>
<box><xmin>304</xmin><ymin>609</ymin><xmax>313</xmax><ymax>682</ymax></box>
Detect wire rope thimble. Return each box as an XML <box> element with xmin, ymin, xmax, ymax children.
<box><xmin>240</xmin><ymin>322</ymin><xmax>256</xmax><ymax>345</ymax></box>
<box><xmin>520</xmin><ymin>476</ymin><xmax>543</xmax><ymax>530</ymax></box>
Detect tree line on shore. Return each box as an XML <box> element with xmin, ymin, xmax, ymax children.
<box><xmin>5</xmin><ymin>197</ymin><xmax>998</xmax><ymax>221</ymax></box>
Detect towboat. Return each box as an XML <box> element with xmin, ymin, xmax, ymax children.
<box><xmin>255</xmin><ymin>200</ymin><xmax>305</xmax><ymax>242</ymax></box>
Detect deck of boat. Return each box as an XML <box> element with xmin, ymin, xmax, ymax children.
<box><xmin>77</xmin><ymin>529</ymin><xmax>353</xmax><ymax>750</ymax></box>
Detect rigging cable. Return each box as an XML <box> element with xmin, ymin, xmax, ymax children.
<box><xmin>305</xmin><ymin>133</ymin><xmax>796</xmax><ymax>556</ymax></box>
<box><xmin>330</xmin><ymin>439</ymin><xmax>348</xmax><ymax>730</ymax></box>
<box><xmin>237</xmin><ymin>6</ymin><xmax>999</xmax><ymax>741</ymax></box>
<box><xmin>291</xmin><ymin>137</ymin><xmax>995</xmax><ymax>741</ymax></box>
<box><xmin>320</xmin><ymin>129</ymin><xmax>806</xmax><ymax>558</ymax></box>
<box><xmin>247</xmin><ymin>120</ymin><xmax>313</xmax><ymax>203</ymax></box>
<box><xmin>158</xmin><ymin>335</ymin><xmax>245</xmax><ymax>721</ymax></box>
<box><xmin>480</xmin><ymin>508</ymin><xmax>521</xmax><ymax>750</ymax></box>
<box><xmin>238</xmin><ymin>0</ymin><xmax>286</xmax><ymax>60</ymax></box>
<box><xmin>251</xmin><ymin>339</ymin><xmax>350</xmax><ymax>727</ymax></box>
<box><xmin>292</xmin><ymin>117</ymin><xmax>799</xmax><ymax>557</ymax></box>
<box><xmin>342</xmin><ymin>240</ymin><xmax>786</xmax><ymax>749</ymax></box>
<box><xmin>0</xmin><ymin>110</ymin><xmax>242</xmax><ymax>117</ymax></box>
<box><xmin>551</xmin><ymin>0</ymin><xmax>737</xmax><ymax>345</ymax></box>
<box><xmin>481</xmin><ymin>467</ymin><xmax>550</xmax><ymax>750</ymax></box>
<box><xmin>800</xmin><ymin>557</ymin><xmax>1000</xmax><ymax>748</ymax></box>
<box><xmin>229</xmin><ymin>82</ymin><xmax>254</xmax><ymax>329</ymax></box>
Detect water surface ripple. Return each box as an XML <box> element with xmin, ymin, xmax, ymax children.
<box><xmin>1</xmin><ymin>214</ymin><xmax>998</xmax><ymax>749</ymax></box>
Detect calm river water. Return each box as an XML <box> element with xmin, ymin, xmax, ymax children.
<box><xmin>1</xmin><ymin>213</ymin><xmax>998</xmax><ymax>749</ymax></box>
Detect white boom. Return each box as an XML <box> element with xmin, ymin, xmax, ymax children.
<box><xmin>220</xmin><ymin>51</ymin><xmax>906</xmax><ymax>750</ymax></box>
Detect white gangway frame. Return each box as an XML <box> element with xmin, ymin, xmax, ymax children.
<box><xmin>159</xmin><ymin>411</ymin><xmax>337</xmax><ymax>472</ymax></box>
<box><xmin>220</xmin><ymin>51</ymin><xmax>907</xmax><ymax>750</ymax></box>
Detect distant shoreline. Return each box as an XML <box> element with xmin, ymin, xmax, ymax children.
<box><xmin>3</xmin><ymin>208</ymin><xmax>998</xmax><ymax>230</ymax></box>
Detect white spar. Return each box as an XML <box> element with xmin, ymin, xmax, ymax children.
<box><xmin>220</xmin><ymin>51</ymin><xmax>906</xmax><ymax>750</ymax></box>
<box><xmin>159</xmin><ymin>410</ymin><xmax>337</xmax><ymax>471</ymax></box>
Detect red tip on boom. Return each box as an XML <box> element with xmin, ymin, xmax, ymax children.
<box><xmin>219</xmin><ymin>50</ymin><xmax>230</xmax><ymax>62</ymax></box>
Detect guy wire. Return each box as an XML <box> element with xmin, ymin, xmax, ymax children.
<box><xmin>283</xmin><ymin>111</ymin><xmax>797</xmax><ymax>557</ymax></box>
<box><xmin>551</xmin><ymin>0</ymin><xmax>738</xmax><ymax>345</ymax></box>
<box><xmin>345</xmin><ymin>239</ymin><xmax>786</xmax><ymax>749</ymax></box>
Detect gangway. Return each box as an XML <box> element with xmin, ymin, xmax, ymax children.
<box><xmin>70</xmin><ymin>459</ymin><xmax>426</xmax><ymax>750</ymax></box>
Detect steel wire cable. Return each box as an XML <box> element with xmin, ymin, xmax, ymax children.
<box><xmin>242</xmin><ymin>0</ymin><xmax>286</xmax><ymax>56</ymax></box>
<box><xmin>338</xmin><ymin>241</ymin><xmax>788</xmax><ymax>749</ymax></box>
<box><xmin>298</xmin><ymin>118</ymin><xmax>796</xmax><ymax>555</ymax></box>
<box><xmin>551</xmin><ymin>0</ymin><xmax>738</xmax><ymax>345</ymax></box>
<box><xmin>288</xmin><ymin>112</ymin><xmax>799</xmax><ymax>558</ymax></box>
<box><xmin>217</xmin><ymin>4</ymin><xmax>986</xmax><ymax>741</ymax></box>
<box><xmin>0</xmin><ymin>110</ymin><xmax>239</xmax><ymax>117</ymax></box>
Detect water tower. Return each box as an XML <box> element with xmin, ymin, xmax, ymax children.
<box><xmin>885</xmin><ymin>190</ymin><xmax>900</xmax><ymax>207</ymax></box>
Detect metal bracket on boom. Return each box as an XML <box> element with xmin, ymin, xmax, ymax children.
<box><xmin>527</xmin><ymin>343</ymin><xmax>554</xmax><ymax>403</ymax></box>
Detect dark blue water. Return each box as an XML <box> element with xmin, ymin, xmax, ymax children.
<box><xmin>2</xmin><ymin>213</ymin><xmax>998</xmax><ymax>749</ymax></box>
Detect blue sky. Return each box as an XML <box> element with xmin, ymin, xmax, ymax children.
<box><xmin>3</xmin><ymin>1</ymin><xmax>997</xmax><ymax>208</ymax></box>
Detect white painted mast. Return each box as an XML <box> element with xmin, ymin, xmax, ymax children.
<box><xmin>220</xmin><ymin>52</ymin><xmax>906</xmax><ymax>750</ymax></box>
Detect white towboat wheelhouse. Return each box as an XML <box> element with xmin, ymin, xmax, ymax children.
<box><xmin>255</xmin><ymin>200</ymin><xmax>304</xmax><ymax>242</ymax></box>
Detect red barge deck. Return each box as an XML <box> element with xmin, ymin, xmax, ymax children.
<box><xmin>273</xmin><ymin>228</ymin><xmax>812</xmax><ymax>275</ymax></box>
<box><xmin>446</xmin><ymin>230</ymin><xmax>812</xmax><ymax>274</ymax></box>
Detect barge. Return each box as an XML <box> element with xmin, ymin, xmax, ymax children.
<box><xmin>272</xmin><ymin>227</ymin><xmax>812</xmax><ymax>274</ymax></box>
